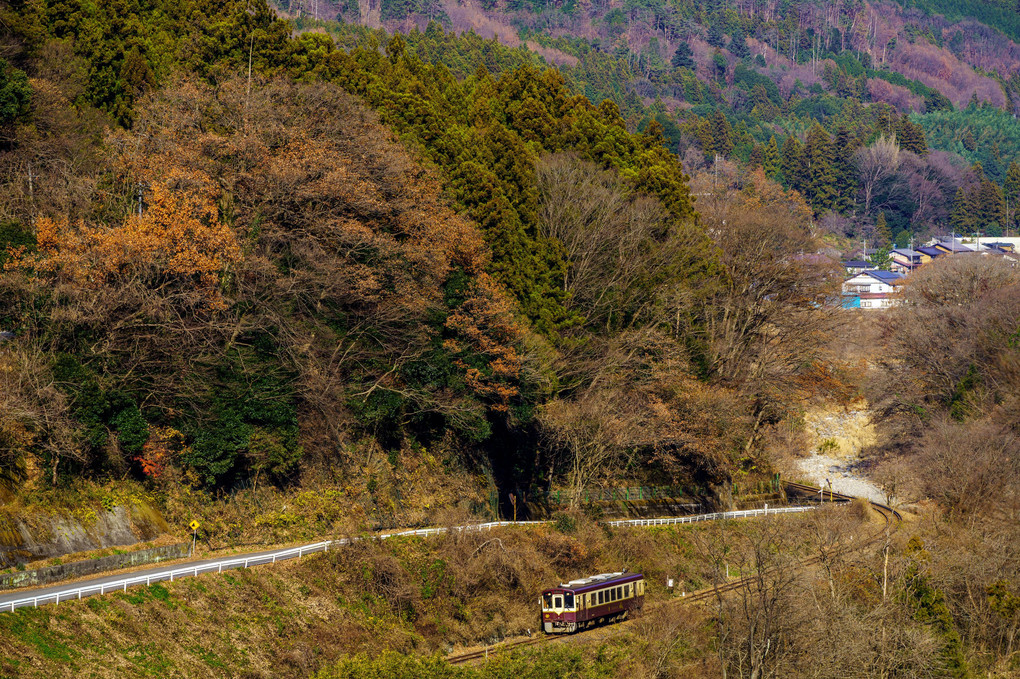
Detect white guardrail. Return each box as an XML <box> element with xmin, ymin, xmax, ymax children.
<box><xmin>1</xmin><ymin>505</ymin><xmax>819</xmax><ymax>613</ymax></box>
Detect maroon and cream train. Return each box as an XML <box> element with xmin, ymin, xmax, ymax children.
<box><xmin>540</xmin><ymin>571</ymin><xmax>645</xmax><ymax>634</ymax></box>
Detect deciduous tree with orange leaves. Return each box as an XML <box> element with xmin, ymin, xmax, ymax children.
<box><xmin>8</xmin><ymin>173</ymin><xmax>240</xmax><ymax>303</ymax></box>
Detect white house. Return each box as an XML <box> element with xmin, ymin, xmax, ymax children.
<box><xmin>841</xmin><ymin>270</ymin><xmax>905</xmax><ymax>310</ymax></box>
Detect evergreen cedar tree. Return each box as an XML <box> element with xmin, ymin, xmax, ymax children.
<box><xmin>671</xmin><ymin>42</ymin><xmax>695</xmax><ymax>71</ymax></box>
<box><xmin>949</xmin><ymin>162</ymin><xmax>1010</xmax><ymax>234</ymax></box>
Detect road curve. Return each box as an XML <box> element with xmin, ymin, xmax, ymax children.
<box><xmin>0</xmin><ymin>508</ymin><xmax>814</xmax><ymax>613</ymax></box>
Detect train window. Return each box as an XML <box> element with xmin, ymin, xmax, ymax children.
<box><xmin>610</xmin><ymin>588</ymin><xmax>616</xmax><ymax>602</ymax></box>
<box><xmin>624</xmin><ymin>584</ymin><xmax>629</xmax><ymax>597</ymax></box>
<box><xmin>554</xmin><ymin>595</ymin><xmax>563</xmax><ymax>609</ymax></box>
<box><xmin>543</xmin><ymin>593</ymin><xmax>553</xmax><ymax>610</ymax></box>
<box><xmin>598</xmin><ymin>591</ymin><xmax>603</xmax><ymax>604</ymax></box>
<box><xmin>564</xmin><ymin>593</ymin><xmax>574</xmax><ymax>609</ymax></box>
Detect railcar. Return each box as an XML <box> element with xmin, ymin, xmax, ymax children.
<box><xmin>540</xmin><ymin>571</ymin><xmax>645</xmax><ymax>634</ymax></box>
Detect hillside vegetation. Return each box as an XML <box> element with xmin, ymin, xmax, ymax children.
<box><xmin>0</xmin><ymin>509</ymin><xmax>903</xmax><ymax>679</ymax></box>
<box><xmin>2</xmin><ymin>0</ymin><xmax>1020</xmax><ymax>676</ymax></box>
<box><xmin>0</xmin><ymin>0</ymin><xmax>844</xmax><ymax>531</ymax></box>
<box><xmin>306</xmin><ymin>0</ymin><xmax>1020</xmax><ymax>244</ymax></box>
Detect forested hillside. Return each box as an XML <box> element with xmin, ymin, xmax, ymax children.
<box><xmin>294</xmin><ymin>0</ymin><xmax>1020</xmax><ymax>245</ymax></box>
<box><xmin>0</xmin><ymin>0</ymin><xmax>842</xmax><ymax>523</ymax></box>
<box><xmin>3</xmin><ymin>0</ymin><xmax>1020</xmax><ymax>677</ymax></box>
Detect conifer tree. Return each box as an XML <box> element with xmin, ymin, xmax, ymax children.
<box><xmin>781</xmin><ymin>135</ymin><xmax>804</xmax><ymax>191</ymax></box>
<box><xmin>709</xmin><ymin>109</ymin><xmax>733</xmax><ymax>158</ymax></box>
<box><xmin>1004</xmin><ymin>161</ymin><xmax>1020</xmax><ymax>233</ymax></box>
<box><xmin>977</xmin><ymin>179</ymin><xmax>1005</xmax><ymax>233</ymax></box>
<box><xmin>729</xmin><ymin>27</ymin><xmax>750</xmax><ymax>58</ymax></box>
<box><xmin>697</xmin><ymin>117</ymin><xmax>715</xmax><ymax>159</ymax></box>
<box><xmin>874</xmin><ymin>211</ymin><xmax>892</xmax><ymax>246</ymax></box>
<box><xmin>671</xmin><ymin>41</ymin><xmax>695</xmax><ymax>70</ymax></box>
<box><xmin>763</xmin><ymin>136</ymin><xmax>781</xmax><ymax>180</ymax></box>
<box><xmin>874</xmin><ymin>107</ymin><xmax>894</xmax><ymax>138</ymax></box>
<box><xmin>750</xmin><ymin>84</ymin><xmax>778</xmax><ymax>119</ymax></box>
<box><xmin>896</xmin><ymin>117</ymin><xmax>928</xmax><ymax>155</ymax></box>
<box><xmin>962</xmin><ymin>128</ymin><xmax>977</xmax><ymax>152</ymax></box>
<box><xmin>832</xmin><ymin>127</ymin><xmax>859</xmax><ymax>212</ymax></box>
<box><xmin>707</xmin><ymin>21</ymin><xmax>726</xmax><ymax>48</ymax></box>
<box><xmin>748</xmin><ymin>144</ymin><xmax>764</xmax><ymax>168</ymax></box>
<box><xmin>949</xmin><ymin>187</ymin><xmax>977</xmax><ymax>233</ymax></box>
<box><xmin>802</xmin><ymin>122</ymin><xmax>837</xmax><ymax>212</ymax></box>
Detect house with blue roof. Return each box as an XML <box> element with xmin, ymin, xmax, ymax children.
<box><xmin>841</xmin><ymin>270</ymin><xmax>905</xmax><ymax>310</ymax></box>
<box><xmin>842</xmin><ymin>259</ymin><xmax>871</xmax><ymax>275</ymax></box>
<box><xmin>916</xmin><ymin>245</ymin><xmax>943</xmax><ymax>260</ymax></box>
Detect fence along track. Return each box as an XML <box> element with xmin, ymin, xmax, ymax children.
<box><xmin>0</xmin><ymin>506</ymin><xmax>815</xmax><ymax>613</ymax></box>
<box><xmin>446</xmin><ymin>482</ymin><xmax>901</xmax><ymax>666</ymax></box>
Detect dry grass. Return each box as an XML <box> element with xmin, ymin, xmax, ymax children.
<box><xmin>0</xmin><ymin>510</ymin><xmax>857</xmax><ymax>678</ymax></box>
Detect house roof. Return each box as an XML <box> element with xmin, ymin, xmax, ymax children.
<box><xmin>842</xmin><ymin>259</ymin><xmax>870</xmax><ymax>268</ymax></box>
<box><xmin>917</xmin><ymin>246</ymin><xmax>942</xmax><ymax>256</ymax></box>
<box><xmin>936</xmin><ymin>241</ymin><xmax>973</xmax><ymax>253</ymax></box>
<box><xmin>864</xmin><ymin>270</ymin><xmax>904</xmax><ymax>284</ymax></box>
<box><xmin>892</xmin><ymin>248</ymin><xmax>920</xmax><ymax>258</ymax></box>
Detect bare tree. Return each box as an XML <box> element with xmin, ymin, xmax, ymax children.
<box><xmin>539</xmin><ymin>376</ymin><xmax>651</xmax><ymax>507</ymax></box>
<box><xmin>0</xmin><ymin>347</ymin><xmax>86</xmax><ymax>486</ymax></box>
<box><xmin>900</xmin><ymin>255</ymin><xmax>1020</xmax><ymax>307</ymax></box>
<box><xmin>855</xmin><ymin>135</ymin><xmax>901</xmax><ymax>216</ymax></box>
<box><xmin>704</xmin><ymin>516</ymin><xmax>804</xmax><ymax>679</ymax></box>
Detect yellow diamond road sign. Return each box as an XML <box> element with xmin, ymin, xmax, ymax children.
<box><xmin>189</xmin><ymin>520</ymin><xmax>200</xmax><ymax>531</ymax></box>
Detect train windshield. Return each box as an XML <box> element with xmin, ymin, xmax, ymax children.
<box><xmin>542</xmin><ymin>593</ymin><xmax>553</xmax><ymax>610</ymax></box>
<box><xmin>564</xmin><ymin>593</ymin><xmax>574</xmax><ymax>609</ymax></box>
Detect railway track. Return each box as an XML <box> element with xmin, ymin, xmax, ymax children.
<box><xmin>446</xmin><ymin>482</ymin><xmax>901</xmax><ymax>666</ymax></box>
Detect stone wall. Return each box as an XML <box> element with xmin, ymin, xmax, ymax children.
<box><xmin>0</xmin><ymin>501</ymin><xmax>170</xmax><ymax>568</ymax></box>
<box><xmin>0</xmin><ymin>541</ymin><xmax>189</xmax><ymax>590</ymax></box>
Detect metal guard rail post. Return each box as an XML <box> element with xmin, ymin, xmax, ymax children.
<box><xmin>2</xmin><ymin>505</ymin><xmax>825</xmax><ymax>612</ymax></box>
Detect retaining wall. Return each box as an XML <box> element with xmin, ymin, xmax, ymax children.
<box><xmin>0</xmin><ymin>541</ymin><xmax>189</xmax><ymax>590</ymax></box>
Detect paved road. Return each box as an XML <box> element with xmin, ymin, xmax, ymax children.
<box><xmin>0</xmin><ymin>506</ymin><xmax>819</xmax><ymax>612</ymax></box>
<box><xmin>0</xmin><ymin>540</ymin><xmax>341</xmax><ymax>611</ymax></box>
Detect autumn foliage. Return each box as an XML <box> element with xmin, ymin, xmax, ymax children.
<box><xmin>7</xmin><ymin>175</ymin><xmax>239</xmax><ymax>302</ymax></box>
<box><xmin>137</xmin><ymin>426</ymin><xmax>189</xmax><ymax>478</ymax></box>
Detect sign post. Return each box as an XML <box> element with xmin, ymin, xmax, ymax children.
<box><xmin>189</xmin><ymin>520</ymin><xmax>200</xmax><ymax>557</ymax></box>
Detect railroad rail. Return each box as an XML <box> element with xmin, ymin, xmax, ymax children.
<box><xmin>446</xmin><ymin>482</ymin><xmax>901</xmax><ymax>666</ymax></box>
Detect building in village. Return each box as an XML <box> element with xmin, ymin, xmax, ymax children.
<box><xmin>841</xmin><ymin>270</ymin><xmax>905</xmax><ymax>309</ymax></box>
